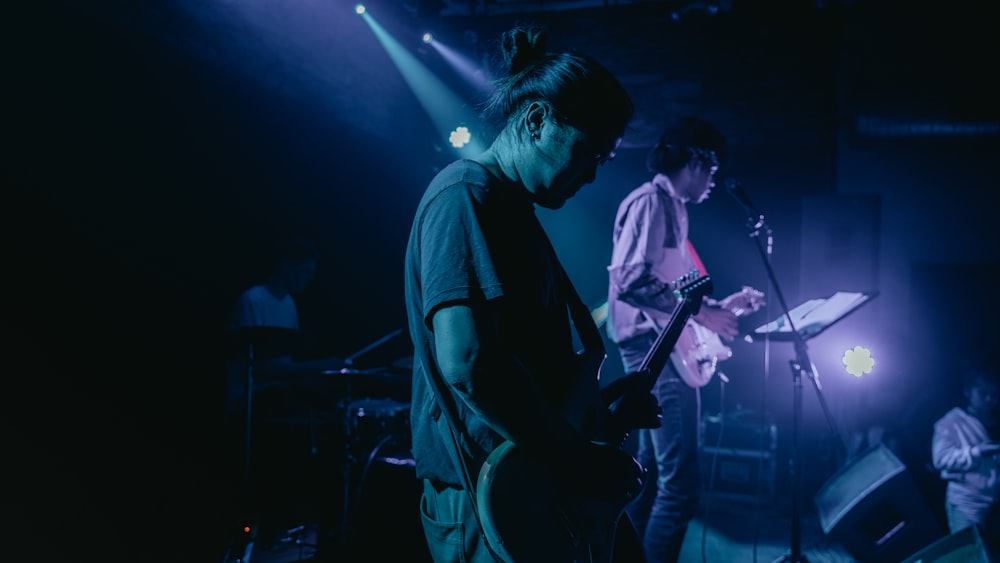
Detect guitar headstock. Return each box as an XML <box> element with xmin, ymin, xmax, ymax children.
<box><xmin>671</xmin><ymin>270</ymin><xmax>713</xmax><ymax>315</ymax></box>
<box><xmin>625</xmin><ymin>270</ymin><xmax>715</xmax><ymax>397</ymax></box>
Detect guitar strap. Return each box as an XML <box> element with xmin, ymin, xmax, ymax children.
<box><xmin>424</xmin><ymin>365</ymin><xmax>505</xmax><ymax>562</ymax></box>
<box><xmin>685</xmin><ymin>239</ymin><xmax>709</xmax><ymax>276</ymax></box>
<box><xmin>558</xmin><ymin>261</ymin><xmax>606</xmax><ymax>355</ymax></box>
<box><xmin>537</xmin><ymin>221</ymin><xmax>605</xmax><ymax>356</ymax></box>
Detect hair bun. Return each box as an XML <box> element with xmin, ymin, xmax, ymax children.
<box><xmin>500</xmin><ymin>25</ymin><xmax>548</xmax><ymax>75</ymax></box>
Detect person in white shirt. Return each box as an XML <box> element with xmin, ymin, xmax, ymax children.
<box><xmin>932</xmin><ymin>365</ymin><xmax>1000</xmax><ymax>555</ymax></box>
<box><xmin>231</xmin><ymin>236</ymin><xmax>318</xmax><ymax>332</ymax></box>
<box><xmin>226</xmin><ymin>236</ymin><xmax>318</xmax><ymax>415</ymax></box>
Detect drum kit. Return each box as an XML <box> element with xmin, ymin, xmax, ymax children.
<box><xmin>226</xmin><ymin>327</ymin><xmax>420</xmax><ymax>558</ymax></box>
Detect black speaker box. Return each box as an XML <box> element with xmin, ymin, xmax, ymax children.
<box><xmin>813</xmin><ymin>443</ymin><xmax>945</xmax><ymax>562</ymax></box>
<box><xmin>901</xmin><ymin>525</ymin><xmax>991</xmax><ymax>563</ymax></box>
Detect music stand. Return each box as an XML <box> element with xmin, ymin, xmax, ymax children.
<box><xmin>750</xmin><ymin>290</ymin><xmax>878</xmax><ymax>563</ymax></box>
<box><xmin>750</xmin><ymin>291</ymin><xmax>879</xmax><ymax>342</ymax></box>
<box><xmin>725</xmin><ymin>179</ymin><xmax>880</xmax><ymax>563</ymax></box>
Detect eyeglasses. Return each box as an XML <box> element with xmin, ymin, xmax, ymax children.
<box><xmin>690</xmin><ymin>147</ymin><xmax>720</xmax><ymax>173</ymax></box>
<box><xmin>593</xmin><ymin>136</ymin><xmax>623</xmax><ymax>166</ymax></box>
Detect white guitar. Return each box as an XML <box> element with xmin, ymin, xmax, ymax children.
<box><xmin>671</xmin><ymin>286</ymin><xmax>765</xmax><ymax>388</ymax></box>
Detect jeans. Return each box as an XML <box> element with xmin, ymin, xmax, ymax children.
<box><xmin>621</xmin><ymin>334</ymin><xmax>701</xmax><ymax>563</ymax></box>
<box><xmin>945</xmin><ymin>501</ymin><xmax>977</xmax><ymax>535</ymax></box>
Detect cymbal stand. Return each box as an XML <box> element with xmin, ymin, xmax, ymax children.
<box><xmin>339</xmin><ymin>378</ymin><xmax>355</xmax><ymax>552</ymax></box>
<box><xmin>244</xmin><ymin>341</ymin><xmax>255</xmax><ymax>509</ymax></box>
<box><xmin>343</xmin><ymin>327</ymin><xmax>403</xmax><ymax>368</ymax></box>
<box><xmin>223</xmin><ymin>340</ymin><xmax>259</xmax><ymax>563</ymax></box>
<box><xmin>333</xmin><ymin>327</ymin><xmax>406</xmax><ymax>553</ymax></box>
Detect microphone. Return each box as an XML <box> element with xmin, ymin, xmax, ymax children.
<box><xmin>723</xmin><ymin>178</ymin><xmax>764</xmax><ymax>220</ymax></box>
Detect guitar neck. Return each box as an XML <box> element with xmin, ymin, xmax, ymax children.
<box><xmin>637</xmin><ymin>304</ymin><xmax>696</xmax><ymax>391</ymax></box>
<box><xmin>601</xmin><ymin>274</ymin><xmax>713</xmax><ymax>415</ymax></box>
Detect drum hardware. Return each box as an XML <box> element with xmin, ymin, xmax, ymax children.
<box><xmin>223</xmin><ymin>327</ymin><xmax>300</xmax><ymax>563</ymax></box>
<box><xmin>355</xmin><ymin>434</ymin><xmax>415</xmax><ymax>514</ymax></box>
<box><xmin>224</xmin><ymin>326</ymin><xmax>412</xmax><ymax>558</ymax></box>
<box><xmin>345</xmin><ymin>432</ymin><xmax>427</xmax><ymax>561</ymax></box>
<box><xmin>223</xmin><ymin>327</ymin><xmax>335</xmax><ymax>563</ymax></box>
<box><xmin>267</xmin><ymin>523</ymin><xmax>319</xmax><ymax>560</ymax></box>
<box><xmin>337</xmin><ymin>396</ymin><xmax>413</xmax><ymax>554</ymax></box>
<box><xmin>342</xmin><ymin>327</ymin><xmax>405</xmax><ymax>371</ymax></box>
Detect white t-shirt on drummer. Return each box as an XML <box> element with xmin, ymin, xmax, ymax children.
<box><xmin>231</xmin><ymin>285</ymin><xmax>300</xmax><ymax>331</ymax></box>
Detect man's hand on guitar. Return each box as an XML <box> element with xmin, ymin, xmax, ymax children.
<box><xmin>692</xmin><ymin>300</ymin><xmax>739</xmax><ymax>341</ymax></box>
<box><xmin>720</xmin><ymin>286</ymin><xmax>766</xmax><ymax>317</ymax></box>
<box><xmin>597</xmin><ymin>370</ymin><xmax>661</xmax><ymax>447</ymax></box>
<box><xmin>609</xmin><ymin>386</ymin><xmax>661</xmax><ymax>429</ymax></box>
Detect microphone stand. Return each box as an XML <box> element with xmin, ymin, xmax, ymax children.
<box><xmin>730</xmin><ymin>196</ymin><xmax>847</xmax><ymax>563</ymax></box>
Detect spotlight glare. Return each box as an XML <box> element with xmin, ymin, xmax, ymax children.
<box><xmin>355</xmin><ymin>4</ymin><xmax>365</xmax><ymax>15</ymax></box>
<box><xmin>842</xmin><ymin>345</ymin><xmax>875</xmax><ymax>378</ymax></box>
<box><xmin>422</xmin><ymin>33</ymin><xmax>433</xmax><ymax>44</ymax></box>
<box><xmin>449</xmin><ymin>126</ymin><xmax>471</xmax><ymax>149</ymax></box>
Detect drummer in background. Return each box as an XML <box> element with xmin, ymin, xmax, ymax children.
<box><xmin>223</xmin><ymin>235</ymin><xmax>322</xmax><ymax>532</ymax></box>
<box><xmin>226</xmin><ymin>235</ymin><xmax>319</xmax><ymax>416</ymax></box>
<box><xmin>231</xmin><ymin>235</ymin><xmax>318</xmax><ymax>335</ymax></box>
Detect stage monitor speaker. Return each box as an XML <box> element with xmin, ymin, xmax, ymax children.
<box><xmin>901</xmin><ymin>525</ymin><xmax>991</xmax><ymax>563</ymax></box>
<box><xmin>814</xmin><ymin>443</ymin><xmax>945</xmax><ymax>562</ymax></box>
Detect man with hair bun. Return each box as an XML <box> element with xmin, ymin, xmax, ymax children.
<box><xmin>405</xmin><ymin>24</ymin><xmax>657</xmax><ymax>562</ymax></box>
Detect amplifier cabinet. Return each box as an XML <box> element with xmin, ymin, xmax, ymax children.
<box><xmin>700</xmin><ymin>411</ymin><xmax>778</xmax><ymax>504</ymax></box>
<box><xmin>701</xmin><ymin>445</ymin><xmax>777</xmax><ymax>504</ymax></box>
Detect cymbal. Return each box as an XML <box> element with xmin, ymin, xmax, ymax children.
<box><xmin>253</xmin><ymin>357</ymin><xmax>410</xmax><ymax>387</ymax></box>
<box><xmin>252</xmin><ymin>356</ymin><xmax>348</xmax><ymax>379</ymax></box>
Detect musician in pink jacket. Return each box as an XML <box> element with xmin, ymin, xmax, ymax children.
<box><xmin>607</xmin><ymin>116</ymin><xmax>743</xmax><ymax>563</ymax></box>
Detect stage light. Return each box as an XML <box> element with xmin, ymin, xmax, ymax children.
<box><xmin>425</xmin><ymin>36</ymin><xmax>494</xmax><ymax>96</ymax></box>
<box><xmin>358</xmin><ymin>8</ymin><xmax>485</xmax><ymax>157</ymax></box>
<box><xmin>449</xmin><ymin>126</ymin><xmax>471</xmax><ymax>148</ymax></box>
<box><xmin>422</xmin><ymin>33</ymin><xmax>433</xmax><ymax>44</ymax></box>
<box><xmin>355</xmin><ymin>4</ymin><xmax>366</xmax><ymax>15</ymax></box>
<box><xmin>842</xmin><ymin>345</ymin><xmax>874</xmax><ymax>377</ymax></box>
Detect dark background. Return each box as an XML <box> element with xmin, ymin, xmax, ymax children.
<box><xmin>5</xmin><ymin>0</ymin><xmax>999</xmax><ymax>560</ymax></box>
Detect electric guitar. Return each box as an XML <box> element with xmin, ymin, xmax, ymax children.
<box><xmin>672</xmin><ymin>286</ymin><xmax>765</xmax><ymax>388</ymax></box>
<box><xmin>476</xmin><ymin>272</ymin><xmax>713</xmax><ymax>563</ymax></box>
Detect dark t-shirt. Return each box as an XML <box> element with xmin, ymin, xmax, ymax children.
<box><xmin>404</xmin><ymin>159</ymin><xmax>578</xmax><ymax>486</ymax></box>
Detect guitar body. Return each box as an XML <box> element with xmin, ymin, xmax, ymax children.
<box><xmin>477</xmin><ymin>440</ymin><xmax>645</xmax><ymax>563</ymax></box>
<box><xmin>672</xmin><ymin>321</ymin><xmax>731</xmax><ymax>388</ymax></box>
<box><xmin>476</xmin><ymin>273</ymin><xmax>714</xmax><ymax>562</ymax></box>
<box><xmin>672</xmin><ymin>286</ymin><xmax>765</xmax><ymax>389</ymax></box>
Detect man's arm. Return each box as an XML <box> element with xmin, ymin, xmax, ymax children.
<box><xmin>609</xmin><ymin>194</ymin><xmax>689</xmax><ymax>314</ymax></box>
<box><xmin>431</xmin><ymin>303</ymin><xmax>591</xmax><ymax>459</ymax></box>
<box><xmin>932</xmin><ymin>420</ymin><xmax>978</xmax><ymax>472</ymax></box>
